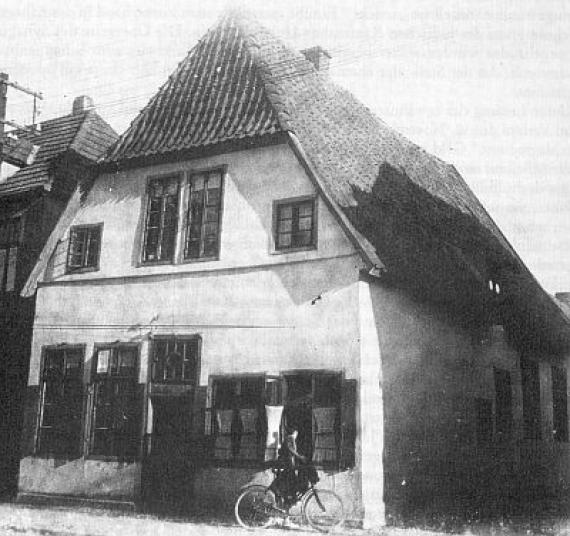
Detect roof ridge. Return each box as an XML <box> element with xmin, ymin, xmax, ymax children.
<box><xmin>68</xmin><ymin>110</ymin><xmax>93</xmax><ymax>155</ymax></box>
<box><xmin>234</xmin><ymin>15</ymin><xmax>293</xmax><ymax>132</ymax></box>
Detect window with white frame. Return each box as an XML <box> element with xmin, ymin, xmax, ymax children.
<box><xmin>141</xmin><ymin>169</ymin><xmax>224</xmax><ymax>265</ymax></box>
<box><xmin>184</xmin><ymin>169</ymin><xmax>223</xmax><ymax>260</ymax></box>
<box><xmin>66</xmin><ymin>224</ymin><xmax>102</xmax><ymax>273</ymax></box>
<box><xmin>274</xmin><ymin>197</ymin><xmax>316</xmax><ymax>251</ymax></box>
<box><xmin>142</xmin><ymin>176</ymin><xmax>180</xmax><ymax>263</ymax></box>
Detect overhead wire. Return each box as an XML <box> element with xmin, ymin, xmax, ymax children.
<box><xmin>7</xmin><ymin>27</ymin><xmax>454</xmax><ymax>129</ymax></box>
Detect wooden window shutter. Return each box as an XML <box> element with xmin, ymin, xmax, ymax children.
<box><xmin>339</xmin><ymin>378</ymin><xmax>357</xmax><ymax>469</ymax></box>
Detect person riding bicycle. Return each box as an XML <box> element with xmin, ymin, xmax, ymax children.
<box><xmin>270</xmin><ymin>400</ymin><xmax>319</xmax><ymax>507</ymax></box>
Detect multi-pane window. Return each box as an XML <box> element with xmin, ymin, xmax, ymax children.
<box><xmin>90</xmin><ymin>346</ymin><xmax>140</xmax><ymax>458</ymax></box>
<box><xmin>142</xmin><ymin>176</ymin><xmax>179</xmax><ymax>262</ymax></box>
<box><xmin>37</xmin><ymin>347</ymin><xmax>83</xmax><ymax>456</ymax></box>
<box><xmin>151</xmin><ymin>337</ymin><xmax>200</xmax><ymax>384</ymax></box>
<box><xmin>274</xmin><ymin>198</ymin><xmax>316</xmax><ymax>250</ymax></box>
<box><xmin>207</xmin><ymin>372</ymin><xmax>345</xmax><ymax>467</ymax></box>
<box><xmin>284</xmin><ymin>372</ymin><xmax>340</xmax><ymax>464</ymax></box>
<box><xmin>211</xmin><ymin>376</ymin><xmax>265</xmax><ymax>462</ymax></box>
<box><xmin>521</xmin><ymin>358</ymin><xmax>541</xmax><ymax>440</ymax></box>
<box><xmin>494</xmin><ymin>368</ymin><xmax>513</xmax><ymax>439</ymax></box>
<box><xmin>552</xmin><ymin>366</ymin><xmax>568</xmax><ymax>442</ymax></box>
<box><xmin>184</xmin><ymin>170</ymin><xmax>223</xmax><ymax>260</ymax></box>
<box><xmin>0</xmin><ymin>217</ymin><xmax>21</xmax><ymax>292</ymax></box>
<box><xmin>66</xmin><ymin>224</ymin><xmax>102</xmax><ymax>273</ymax></box>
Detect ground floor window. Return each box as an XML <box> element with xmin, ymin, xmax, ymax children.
<box><xmin>521</xmin><ymin>358</ymin><xmax>541</xmax><ymax>440</ymax></box>
<box><xmin>150</xmin><ymin>336</ymin><xmax>200</xmax><ymax>384</ymax></box>
<box><xmin>207</xmin><ymin>371</ymin><xmax>344</xmax><ymax>467</ymax></box>
<box><xmin>211</xmin><ymin>376</ymin><xmax>265</xmax><ymax>462</ymax></box>
<box><xmin>552</xmin><ymin>365</ymin><xmax>568</xmax><ymax>442</ymax></box>
<box><xmin>284</xmin><ymin>372</ymin><xmax>341</xmax><ymax>465</ymax></box>
<box><xmin>89</xmin><ymin>345</ymin><xmax>140</xmax><ymax>458</ymax></box>
<box><xmin>37</xmin><ymin>346</ymin><xmax>84</xmax><ymax>457</ymax></box>
<box><xmin>494</xmin><ymin>367</ymin><xmax>513</xmax><ymax>440</ymax></box>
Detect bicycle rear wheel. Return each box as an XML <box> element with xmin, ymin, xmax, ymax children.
<box><xmin>303</xmin><ymin>488</ymin><xmax>344</xmax><ymax>532</ymax></box>
<box><xmin>234</xmin><ymin>485</ymin><xmax>275</xmax><ymax>529</ymax></box>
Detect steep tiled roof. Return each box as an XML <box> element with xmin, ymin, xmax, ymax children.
<box><xmin>0</xmin><ymin>110</ymin><xmax>117</xmax><ymax>196</ymax></box>
<box><xmin>106</xmin><ymin>18</ymin><xmax>283</xmax><ymax>161</ymax></box>
<box><xmin>93</xmin><ymin>12</ymin><xmax>570</xmax><ymax>347</ymax></box>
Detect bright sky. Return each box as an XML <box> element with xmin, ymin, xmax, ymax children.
<box><xmin>2</xmin><ymin>0</ymin><xmax>569</xmax><ymax>293</ymax></box>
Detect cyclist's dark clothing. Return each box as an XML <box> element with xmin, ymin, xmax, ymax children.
<box><xmin>270</xmin><ymin>431</ymin><xmax>318</xmax><ymax>503</ymax></box>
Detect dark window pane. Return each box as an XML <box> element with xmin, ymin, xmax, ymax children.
<box><xmin>278</xmin><ymin>219</ymin><xmax>292</xmax><ymax>233</ymax></box>
<box><xmin>275</xmin><ymin>200</ymin><xmax>315</xmax><ymax>250</ymax></box>
<box><xmin>151</xmin><ymin>338</ymin><xmax>199</xmax><ymax>384</ymax></box>
<box><xmin>184</xmin><ymin>171</ymin><xmax>223</xmax><ymax>260</ymax></box>
<box><xmin>39</xmin><ymin>347</ymin><xmax>84</xmax><ymax>457</ymax></box>
<box><xmin>143</xmin><ymin>177</ymin><xmax>179</xmax><ymax>262</ymax></box>
<box><xmin>552</xmin><ymin>366</ymin><xmax>568</xmax><ymax>442</ymax></box>
<box><xmin>67</xmin><ymin>226</ymin><xmax>101</xmax><ymax>272</ymax></box>
<box><xmin>90</xmin><ymin>346</ymin><xmax>140</xmax><ymax>458</ymax></box>
<box><xmin>277</xmin><ymin>233</ymin><xmax>292</xmax><ymax>248</ymax></box>
<box><xmin>522</xmin><ymin>358</ymin><xmax>541</xmax><ymax>440</ymax></box>
<box><xmin>494</xmin><ymin>368</ymin><xmax>512</xmax><ymax>439</ymax></box>
<box><xmin>314</xmin><ymin>375</ymin><xmax>341</xmax><ymax>407</ymax></box>
<box><xmin>215</xmin><ymin>380</ymin><xmax>236</xmax><ymax>410</ymax></box>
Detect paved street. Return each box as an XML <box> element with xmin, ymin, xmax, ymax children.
<box><xmin>1</xmin><ymin>502</ymin><xmax>570</xmax><ymax>536</ymax></box>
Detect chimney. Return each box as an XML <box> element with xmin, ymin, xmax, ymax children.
<box><xmin>300</xmin><ymin>46</ymin><xmax>331</xmax><ymax>73</ymax></box>
<box><xmin>72</xmin><ymin>95</ymin><xmax>94</xmax><ymax>115</ymax></box>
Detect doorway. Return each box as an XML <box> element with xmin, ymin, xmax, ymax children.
<box><xmin>142</xmin><ymin>396</ymin><xmax>194</xmax><ymax>513</ymax></box>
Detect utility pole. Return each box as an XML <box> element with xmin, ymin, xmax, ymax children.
<box><xmin>0</xmin><ymin>73</ymin><xmax>8</xmax><ymax>178</ymax></box>
<box><xmin>0</xmin><ymin>73</ymin><xmax>43</xmax><ymax>177</ymax></box>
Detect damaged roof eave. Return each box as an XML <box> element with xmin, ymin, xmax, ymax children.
<box><xmin>287</xmin><ymin>131</ymin><xmax>385</xmax><ymax>276</ymax></box>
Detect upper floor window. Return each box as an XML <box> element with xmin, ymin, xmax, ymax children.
<box><xmin>142</xmin><ymin>176</ymin><xmax>180</xmax><ymax>263</ymax></box>
<box><xmin>37</xmin><ymin>346</ymin><xmax>84</xmax><ymax>457</ymax></box>
<box><xmin>0</xmin><ymin>217</ymin><xmax>21</xmax><ymax>293</ymax></box>
<box><xmin>89</xmin><ymin>345</ymin><xmax>140</xmax><ymax>459</ymax></box>
<box><xmin>184</xmin><ymin>170</ymin><xmax>223</xmax><ymax>260</ymax></box>
<box><xmin>66</xmin><ymin>224</ymin><xmax>102</xmax><ymax>273</ymax></box>
<box><xmin>141</xmin><ymin>169</ymin><xmax>224</xmax><ymax>265</ymax></box>
<box><xmin>151</xmin><ymin>336</ymin><xmax>200</xmax><ymax>384</ymax></box>
<box><xmin>274</xmin><ymin>197</ymin><xmax>316</xmax><ymax>251</ymax></box>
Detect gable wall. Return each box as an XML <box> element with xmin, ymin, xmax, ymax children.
<box><xmin>45</xmin><ymin>143</ymin><xmax>355</xmax><ymax>281</ymax></box>
<box><xmin>20</xmin><ymin>143</ymin><xmax>365</xmax><ymax>511</ymax></box>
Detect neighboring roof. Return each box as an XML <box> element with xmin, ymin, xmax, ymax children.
<box><xmin>0</xmin><ymin>110</ymin><xmax>117</xmax><ymax>196</ymax></box>
<box><xmin>36</xmin><ymin>11</ymin><xmax>570</xmax><ymax>349</ymax></box>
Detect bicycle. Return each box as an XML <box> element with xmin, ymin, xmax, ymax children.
<box><xmin>234</xmin><ymin>464</ymin><xmax>345</xmax><ymax>532</ymax></box>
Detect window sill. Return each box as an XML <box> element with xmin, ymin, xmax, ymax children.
<box><xmin>85</xmin><ymin>455</ymin><xmax>138</xmax><ymax>463</ymax></box>
<box><xmin>138</xmin><ymin>259</ymin><xmax>176</xmax><ymax>267</ymax></box>
<box><xmin>271</xmin><ymin>245</ymin><xmax>316</xmax><ymax>256</ymax></box>
<box><xmin>65</xmin><ymin>266</ymin><xmax>100</xmax><ymax>275</ymax></box>
<box><xmin>180</xmin><ymin>255</ymin><xmax>220</xmax><ymax>264</ymax></box>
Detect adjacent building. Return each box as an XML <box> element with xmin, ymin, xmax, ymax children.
<box><xmin>0</xmin><ymin>98</ymin><xmax>117</xmax><ymax>496</ymax></box>
<box><xmin>17</xmin><ymin>11</ymin><xmax>570</xmax><ymax>526</ymax></box>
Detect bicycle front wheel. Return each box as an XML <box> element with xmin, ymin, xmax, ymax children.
<box><xmin>234</xmin><ymin>485</ymin><xmax>275</xmax><ymax>529</ymax></box>
<box><xmin>303</xmin><ymin>488</ymin><xmax>345</xmax><ymax>532</ymax></box>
